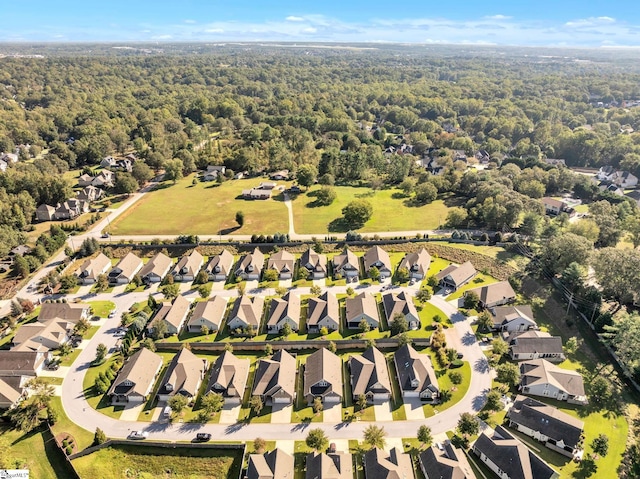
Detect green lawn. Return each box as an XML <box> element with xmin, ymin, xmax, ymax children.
<box><xmin>291</xmin><ymin>185</ymin><xmax>452</xmax><ymax>233</ymax></box>
<box><xmin>109</xmin><ymin>175</ymin><xmax>290</xmax><ymax>235</ymax></box>
<box><xmin>48</xmin><ymin>396</ymin><xmax>95</xmax><ymax>450</ymax></box>
<box><xmin>0</xmin><ymin>425</ymin><xmax>71</xmax><ymax>478</ymax></box>
<box><xmin>88</xmin><ymin>300</ymin><xmax>116</xmax><ymax>318</ymax></box>
<box><xmin>423</xmin><ymin>359</ymin><xmax>472</xmax><ymax>417</ymax></box>
<box><xmin>82</xmin><ymin>355</ymin><xmax>125</xmax><ymax>419</ymax></box>
<box><xmin>72</xmin><ymin>444</ymin><xmax>243</xmax><ymax>479</ymax></box>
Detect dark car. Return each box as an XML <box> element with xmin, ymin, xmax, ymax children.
<box><xmin>195</xmin><ymin>433</ymin><xmax>211</xmax><ymax>442</ymax></box>
<box><xmin>457</xmin><ymin>352</ymin><xmax>464</xmax><ymax>359</ymax></box>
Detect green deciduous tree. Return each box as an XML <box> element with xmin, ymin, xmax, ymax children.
<box><xmin>363</xmin><ymin>424</ymin><xmax>387</xmax><ymax>449</ymax></box>
<box><xmin>342</xmin><ymin>199</ymin><xmax>373</xmax><ymax>228</ymax></box>
<box><xmin>457</xmin><ymin>412</ymin><xmax>479</xmax><ymax>436</ymax></box>
<box><xmin>417</xmin><ymin>425</ymin><xmax>433</xmax><ymax>447</ymax></box>
<box><xmin>306</xmin><ymin>428</ymin><xmax>329</xmax><ymax>451</ymax></box>
<box><xmin>496</xmin><ymin>362</ymin><xmax>520</xmax><ymax>387</ymax></box>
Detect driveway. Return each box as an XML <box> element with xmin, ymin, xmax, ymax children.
<box><xmin>372</xmin><ymin>401</ymin><xmax>393</xmax><ymax>422</ymax></box>
<box><xmin>219</xmin><ymin>404</ymin><xmax>241</xmax><ymax>424</ymax></box>
<box><xmin>39</xmin><ymin>366</ymin><xmax>70</xmax><ymax>379</ymax></box>
<box><xmin>323</xmin><ymin>403</ymin><xmax>342</xmax><ymax>423</ymax></box>
<box><xmin>270</xmin><ymin>403</ymin><xmax>292</xmax><ymax>424</ymax></box>
<box><xmin>120</xmin><ymin>402</ymin><xmax>144</xmax><ymax>421</ymax></box>
<box><xmin>275</xmin><ymin>440</ymin><xmax>295</xmax><ymax>455</ymax></box>
<box><xmin>403</xmin><ymin>397</ymin><xmax>426</xmax><ymax>420</ymax></box>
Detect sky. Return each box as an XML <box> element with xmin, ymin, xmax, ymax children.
<box><xmin>2</xmin><ymin>0</ymin><xmax>640</xmax><ymax>47</ymax></box>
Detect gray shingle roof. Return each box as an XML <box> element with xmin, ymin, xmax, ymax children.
<box><xmin>349</xmin><ymin>346</ymin><xmax>391</xmax><ymax>397</ymax></box>
<box><xmin>303</xmin><ymin>348</ymin><xmax>343</xmax><ymax>402</ymax></box>
<box><xmin>507</xmin><ymin>395</ymin><xmax>584</xmax><ymax>451</ymax></box>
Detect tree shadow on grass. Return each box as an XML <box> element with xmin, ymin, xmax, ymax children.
<box><xmin>328</xmin><ymin>217</ymin><xmax>355</xmax><ymax>233</ymax></box>
<box><xmin>219</xmin><ymin>226</ymin><xmax>240</xmax><ymax>236</ymax></box>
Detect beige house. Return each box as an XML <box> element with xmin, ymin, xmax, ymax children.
<box><xmin>205</xmin><ymin>249</ymin><xmax>234</xmax><ymax>282</ymax></box>
<box><xmin>150</xmin><ymin>295</ymin><xmax>191</xmax><ymax>336</ymax></box>
<box><xmin>235</xmin><ymin>247</ymin><xmax>265</xmax><ymax>281</ymax></box>
<box><xmin>172</xmin><ymin>250</ymin><xmax>204</xmax><ymax>282</ymax></box>
<box><xmin>108</xmin><ymin>252</ymin><xmax>143</xmax><ymax>284</ymax></box>
<box><xmin>108</xmin><ymin>348</ymin><xmax>163</xmax><ymax>404</ymax></box>
<box><xmin>266</xmin><ymin>250</ymin><xmax>295</xmax><ymax>280</ymax></box>
<box><xmin>364</xmin><ymin>448</ymin><xmax>415</xmax><ymax>479</ymax></box>
<box><xmin>345</xmin><ymin>292</ymin><xmax>379</xmax><ymax>329</ymax></box>
<box><xmin>227</xmin><ymin>296</ymin><xmax>264</xmax><ymax>331</ymax></box>
<box><xmin>399</xmin><ymin>248</ymin><xmax>432</xmax><ymax>280</ymax></box>
<box><xmin>363</xmin><ymin>245</ymin><xmax>392</xmax><ymax>279</ymax></box>
<box><xmin>306</xmin><ymin>452</ymin><xmax>353</xmax><ymax>479</ymax></box>
<box><xmin>156</xmin><ymin>348</ymin><xmax>208</xmax><ymax>403</ymax></box>
<box><xmin>349</xmin><ymin>346</ymin><xmax>391</xmax><ymax>403</ymax></box>
<box><xmin>252</xmin><ymin>350</ymin><xmax>296</xmax><ymax>405</ymax></box>
<box><xmin>206</xmin><ymin>351</ymin><xmax>250</xmax><ymax>405</ymax></box>
<box><xmin>300</xmin><ymin>248</ymin><xmax>327</xmax><ymax>279</ymax></box>
<box><xmin>187</xmin><ymin>296</ymin><xmax>228</xmax><ymax>333</ymax></box>
<box><xmin>332</xmin><ymin>247</ymin><xmax>360</xmax><ymax>281</ymax></box>
<box><xmin>491</xmin><ymin>305</ymin><xmax>537</xmax><ymax>333</ymax></box>
<box><xmin>38</xmin><ymin>302</ymin><xmax>91</xmax><ymax>323</ymax></box>
<box><xmin>394</xmin><ymin>344</ymin><xmax>439</xmax><ymax>402</ymax></box>
<box><xmin>247</xmin><ymin>449</ymin><xmax>294</xmax><ymax>479</ymax></box>
<box><xmin>466</xmin><ymin>281</ymin><xmax>516</xmax><ymax>309</ymax></box>
<box><xmin>306</xmin><ymin>292</ymin><xmax>340</xmax><ymax>333</ymax></box>
<box><xmin>383</xmin><ymin>291</ymin><xmax>420</xmax><ymax>330</ymax></box>
<box><xmin>435</xmin><ymin>261</ymin><xmax>477</xmax><ymax>291</ymax></box>
<box><xmin>418</xmin><ymin>443</ymin><xmax>475</xmax><ymax>479</ymax></box>
<box><xmin>303</xmin><ymin>348</ymin><xmax>343</xmax><ymax>405</ymax></box>
<box><xmin>473</xmin><ymin>426</ymin><xmax>559</xmax><ymax>479</ymax></box>
<box><xmin>0</xmin><ymin>351</ymin><xmax>50</xmax><ymax>377</ymax></box>
<box><xmin>266</xmin><ymin>292</ymin><xmax>300</xmax><ymax>333</ymax></box>
<box><xmin>508</xmin><ymin>331</ymin><xmax>565</xmax><ymax>362</ymax></box>
<box><xmin>507</xmin><ymin>395</ymin><xmax>584</xmax><ymax>459</ymax></box>
<box><xmin>139</xmin><ymin>252</ymin><xmax>173</xmax><ymax>284</ymax></box>
<box><xmin>76</xmin><ymin>253</ymin><xmax>112</xmax><ymax>284</ymax></box>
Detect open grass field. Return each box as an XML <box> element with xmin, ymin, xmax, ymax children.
<box><xmin>72</xmin><ymin>444</ymin><xmax>243</xmax><ymax>479</ymax></box>
<box><xmin>0</xmin><ymin>425</ymin><xmax>70</xmax><ymax>478</ymax></box>
<box><xmin>109</xmin><ymin>175</ymin><xmax>290</xmax><ymax>235</ymax></box>
<box><xmin>291</xmin><ymin>185</ymin><xmax>453</xmax><ymax>234</ymax></box>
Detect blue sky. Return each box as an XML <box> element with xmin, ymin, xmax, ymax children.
<box><xmin>2</xmin><ymin>0</ymin><xmax>640</xmax><ymax>47</ymax></box>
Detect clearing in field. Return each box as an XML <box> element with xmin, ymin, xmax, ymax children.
<box><xmin>72</xmin><ymin>444</ymin><xmax>243</xmax><ymax>479</ymax></box>
<box><xmin>291</xmin><ymin>186</ymin><xmax>453</xmax><ymax>234</ymax></box>
<box><xmin>109</xmin><ymin>175</ymin><xmax>290</xmax><ymax>235</ymax></box>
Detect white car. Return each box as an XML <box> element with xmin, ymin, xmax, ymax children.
<box><xmin>128</xmin><ymin>431</ymin><xmax>148</xmax><ymax>440</ymax></box>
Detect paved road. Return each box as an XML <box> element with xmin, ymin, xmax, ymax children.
<box><xmin>60</xmin><ymin>287</ymin><xmax>491</xmax><ymax>442</ymax></box>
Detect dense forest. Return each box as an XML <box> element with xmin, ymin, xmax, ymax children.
<box><xmin>1</xmin><ymin>45</ymin><xmax>640</xmax><ymax>258</ymax></box>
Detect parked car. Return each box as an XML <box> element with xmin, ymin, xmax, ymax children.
<box><xmin>195</xmin><ymin>433</ymin><xmax>211</xmax><ymax>442</ymax></box>
<box><xmin>47</xmin><ymin>362</ymin><xmax>60</xmax><ymax>371</ymax></box>
<box><xmin>128</xmin><ymin>431</ymin><xmax>148</xmax><ymax>440</ymax></box>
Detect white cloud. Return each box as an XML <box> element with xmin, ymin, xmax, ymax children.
<box><xmin>184</xmin><ymin>19</ymin><xmax>197</xmax><ymax>24</ymax></box>
<box><xmin>485</xmin><ymin>15</ymin><xmax>512</xmax><ymax>20</ymax></box>
<box><xmin>566</xmin><ymin>16</ymin><xmax>617</xmax><ymax>27</ymax></box>
<box><xmin>151</xmin><ymin>34</ymin><xmax>173</xmax><ymax>40</ymax></box>
<box><xmin>303</xmin><ymin>27</ymin><xmax>317</xmax><ymax>33</ymax></box>
<box><xmin>286</xmin><ymin>16</ymin><xmax>304</xmax><ymax>22</ymax></box>
<box><xmin>205</xmin><ymin>28</ymin><xmax>224</xmax><ymax>33</ymax></box>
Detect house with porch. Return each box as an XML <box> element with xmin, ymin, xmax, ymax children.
<box><xmin>204</xmin><ymin>249</ymin><xmax>234</xmax><ymax>282</ymax></box>
<box><xmin>398</xmin><ymin>248</ymin><xmax>431</xmax><ymax>280</ymax></box>
<box><xmin>187</xmin><ymin>296</ymin><xmax>227</xmax><ymax>333</ymax></box>
<box><xmin>303</xmin><ymin>347</ymin><xmax>343</xmax><ymax>406</ymax></box>
<box><xmin>466</xmin><ymin>281</ymin><xmax>516</xmax><ymax>309</ymax></box>
<box><xmin>108</xmin><ymin>348</ymin><xmax>163</xmax><ymax>404</ymax></box>
<box><xmin>306</xmin><ymin>292</ymin><xmax>340</xmax><ymax>333</ymax></box>
<box><xmin>76</xmin><ymin>252</ymin><xmax>112</xmax><ymax>284</ymax></box>
<box><xmin>266</xmin><ymin>292</ymin><xmax>300</xmax><ymax>333</ymax></box>
<box><xmin>394</xmin><ymin>344</ymin><xmax>439</xmax><ymax>402</ymax></box>
<box><xmin>383</xmin><ymin>291</ymin><xmax>420</xmax><ymax>330</ymax></box>
<box><xmin>345</xmin><ymin>293</ymin><xmax>379</xmax><ymax>330</ymax></box>
<box><xmin>300</xmin><ymin>248</ymin><xmax>327</xmax><ymax>279</ymax></box>
<box><xmin>266</xmin><ymin>250</ymin><xmax>295</xmax><ymax>280</ymax></box>
<box><xmin>172</xmin><ymin>250</ymin><xmax>204</xmax><ymax>282</ymax></box>
<box><xmin>519</xmin><ymin>359</ymin><xmax>587</xmax><ymax>405</ymax></box>
<box><xmin>435</xmin><ymin>261</ymin><xmax>477</xmax><ymax>291</ymax></box>
<box><xmin>235</xmin><ymin>247</ymin><xmax>265</xmax><ymax>281</ymax></box>
<box><xmin>139</xmin><ymin>252</ymin><xmax>173</xmax><ymax>284</ymax></box>
<box><xmin>108</xmin><ymin>252</ymin><xmax>143</xmax><ymax>284</ymax></box>
<box><xmin>226</xmin><ymin>295</ymin><xmax>264</xmax><ymax>332</ymax></box>
<box><xmin>156</xmin><ymin>348</ymin><xmax>208</xmax><ymax>403</ymax></box>
<box><xmin>349</xmin><ymin>346</ymin><xmax>391</xmax><ymax>404</ymax></box>
<box><xmin>206</xmin><ymin>351</ymin><xmax>250</xmax><ymax>405</ymax></box>
<box><xmin>252</xmin><ymin>349</ymin><xmax>296</xmax><ymax>405</ymax></box>
<box><xmin>332</xmin><ymin>248</ymin><xmax>360</xmax><ymax>281</ymax></box>
<box><xmin>363</xmin><ymin>245</ymin><xmax>392</xmax><ymax>280</ymax></box>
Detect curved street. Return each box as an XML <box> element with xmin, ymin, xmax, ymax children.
<box><xmin>60</xmin><ymin>288</ymin><xmax>491</xmax><ymax>442</ymax></box>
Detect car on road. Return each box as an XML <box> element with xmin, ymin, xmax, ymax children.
<box><xmin>101</xmin><ymin>233</ymin><xmax>110</xmax><ymax>238</ymax></box>
<box><xmin>108</xmin><ymin>311</ymin><xmax>116</xmax><ymax>318</ymax></box>
<box><xmin>195</xmin><ymin>433</ymin><xmax>211</xmax><ymax>442</ymax></box>
<box><xmin>128</xmin><ymin>431</ymin><xmax>148</xmax><ymax>440</ymax></box>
